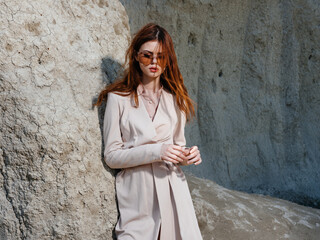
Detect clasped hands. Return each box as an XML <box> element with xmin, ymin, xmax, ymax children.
<box><xmin>160</xmin><ymin>144</ymin><xmax>202</xmax><ymax>166</ymax></box>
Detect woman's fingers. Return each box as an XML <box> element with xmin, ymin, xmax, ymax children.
<box><xmin>171</xmin><ymin>145</ymin><xmax>189</xmax><ymax>155</ymax></box>
<box><xmin>187</xmin><ymin>155</ymin><xmax>202</xmax><ymax>165</ymax></box>
<box><xmin>167</xmin><ymin>152</ymin><xmax>184</xmax><ymax>162</ymax></box>
<box><xmin>188</xmin><ymin>146</ymin><xmax>198</xmax><ymax>155</ymax></box>
<box><xmin>171</xmin><ymin>149</ymin><xmax>188</xmax><ymax>161</ymax></box>
<box><xmin>160</xmin><ymin>144</ymin><xmax>203</xmax><ymax>165</ymax></box>
<box><xmin>194</xmin><ymin>158</ymin><xmax>202</xmax><ymax>165</ymax></box>
<box><xmin>160</xmin><ymin>144</ymin><xmax>188</xmax><ymax>163</ymax></box>
<box><xmin>167</xmin><ymin>145</ymin><xmax>188</xmax><ymax>161</ymax></box>
<box><xmin>163</xmin><ymin>153</ymin><xmax>185</xmax><ymax>164</ymax></box>
<box><xmin>161</xmin><ymin>155</ymin><xmax>180</xmax><ymax>164</ymax></box>
<box><xmin>186</xmin><ymin>147</ymin><xmax>199</xmax><ymax>160</ymax></box>
<box><xmin>186</xmin><ymin>146</ymin><xmax>202</xmax><ymax>165</ymax></box>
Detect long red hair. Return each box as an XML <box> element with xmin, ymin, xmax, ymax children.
<box><xmin>95</xmin><ymin>23</ymin><xmax>195</xmax><ymax>120</ymax></box>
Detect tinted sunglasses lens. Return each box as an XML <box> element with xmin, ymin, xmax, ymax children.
<box><xmin>139</xmin><ymin>54</ymin><xmax>152</xmax><ymax>65</ymax></box>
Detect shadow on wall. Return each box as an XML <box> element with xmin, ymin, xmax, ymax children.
<box><xmin>92</xmin><ymin>57</ymin><xmax>124</xmax><ymax>175</ymax></box>
<box><xmin>92</xmin><ymin>57</ymin><xmax>124</xmax><ymax>239</ymax></box>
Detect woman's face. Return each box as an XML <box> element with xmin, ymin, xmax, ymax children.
<box><xmin>136</xmin><ymin>40</ymin><xmax>166</xmax><ymax>80</ymax></box>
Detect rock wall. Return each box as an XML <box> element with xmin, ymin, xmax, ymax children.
<box><xmin>1</xmin><ymin>0</ymin><xmax>319</xmax><ymax>239</ymax></box>
<box><xmin>120</xmin><ymin>0</ymin><xmax>320</xmax><ymax>206</ymax></box>
<box><xmin>0</xmin><ymin>0</ymin><xmax>129</xmax><ymax>239</ymax></box>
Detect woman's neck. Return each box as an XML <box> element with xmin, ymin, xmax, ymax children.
<box><xmin>141</xmin><ymin>76</ymin><xmax>161</xmax><ymax>93</ymax></box>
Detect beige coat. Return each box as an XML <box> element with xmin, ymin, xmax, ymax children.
<box><xmin>103</xmin><ymin>87</ymin><xmax>203</xmax><ymax>240</ymax></box>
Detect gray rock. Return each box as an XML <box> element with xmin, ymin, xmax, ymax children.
<box><xmin>0</xmin><ymin>0</ymin><xmax>129</xmax><ymax>239</ymax></box>
<box><xmin>120</xmin><ymin>0</ymin><xmax>320</xmax><ymax>207</ymax></box>
<box><xmin>187</xmin><ymin>174</ymin><xmax>320</xmax><ymax>240</ymax></box>
<box><xmin>1</xmin><ymin>0</ymin><xmax>319</xmax><ymax>239</ymax></box>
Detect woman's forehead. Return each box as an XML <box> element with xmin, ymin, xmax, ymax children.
<box><xmin>139</xmin><ymin>40</ymin><xmax>163</xmax><ymax>53</ymax></box>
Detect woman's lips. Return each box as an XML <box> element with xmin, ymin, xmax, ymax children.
<box><xmin>149</xmin><ymin>67</ymin><xmax>158</xmax><ymax>73</ymax></box>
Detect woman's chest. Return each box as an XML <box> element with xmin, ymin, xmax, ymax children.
<box><xmin>119</xmin><ymin>94</ymin><xmax>178</xmax><ymax>146</ymax></box>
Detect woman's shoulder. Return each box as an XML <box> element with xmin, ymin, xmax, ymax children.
<box><xmin>107</xmin><ymin>91</ymin><xmax>135</xmax><ymax>110</ymax></box>
<box><xmin>108</xmin><ymin>91</ymin><xmax>131</xmax><ymax>102</ymax></box>
<box><xmin>162</xmin><ymin>89</ymin><xmax>186</xmax><ymax>116</ymax></box>
<box><xmin>162</xmin><ymin>88</ymin><xmax>177</xmax><ymax>104</ymax></box>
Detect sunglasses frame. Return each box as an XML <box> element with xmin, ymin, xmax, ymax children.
<box><xmin>137</xmin><ymin>50</ymin><xmax>166</xmax><ymax>67</ymax></box>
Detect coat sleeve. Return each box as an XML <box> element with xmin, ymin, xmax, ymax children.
<box><xmin>173</xmin><ymin>102</ymin><xmax>189</xmax><ymax>166</ymax></box>
<box><xmin>173</xmin><ymin>101</ymin><xmax>187</xmax><ymax>147</ymax></box>
<box><xmin>103</xmin><ymin>93</ymin><xmax>163</xmax><ymax>169</ymax></box>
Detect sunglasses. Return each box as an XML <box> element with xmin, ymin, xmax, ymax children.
<box><xmin>137</xmin><ymin>51</ymin><xmax>166</xmax><ymax>67</ymax></box>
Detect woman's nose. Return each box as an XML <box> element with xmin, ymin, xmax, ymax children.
<box><xmin>151</xmin><ymin>55</ymin><xmax>158</xmax><ymax>64</ymax></box>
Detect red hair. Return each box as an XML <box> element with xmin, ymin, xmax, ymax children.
<box><xmin>95</xmin><ymin>23</ymin><xmax>195</xmax><ymax>120</ymax></box>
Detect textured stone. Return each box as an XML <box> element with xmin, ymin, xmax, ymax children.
<box><xmin>1</xmin><ymin>0</ymin><xmax>320</xmax><ymax>239</ymax></box>
<box><xmin>0</xmin><ymin>0</ymin><xmax>129</xmax><ymax>239</ymax></box>
<box><xmin>188</xmin><ymin>174</ymin><xmax>320</xmax><ymax>240</ymax></box>
<box><xmin>120</xmin><ymin>0</ymin><xmax>320</xmax><ymax>207</ymax></box>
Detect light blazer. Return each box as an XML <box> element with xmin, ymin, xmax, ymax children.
<box><xmin>103</xmin><ymin>87</ymin><xmax>203</xmax><ymax>240</ymax></box>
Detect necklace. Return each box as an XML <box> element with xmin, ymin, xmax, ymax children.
<box><xmin>138</xmin><ymin>84</ymin><xmax>163</xmax><ymax>119</ymax></box>
<box><xmin>140</xmin><ymin>84</ymin><xmax>163</xmax><ymax>105</ymax></box>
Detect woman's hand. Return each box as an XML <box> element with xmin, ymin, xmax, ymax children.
<box><xmin>160</xmin><ymin>144</ymin><xmax>188</xmax><ymax>164</ymax></box>
<box><xmin>185</xmin><ymin>146</ymin><xmax>202</xmax><ymax>165</ymax></box>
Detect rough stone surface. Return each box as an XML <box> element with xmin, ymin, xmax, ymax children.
<box><xmin>1</xmin><ymin>0</ymin><xmax>320</xmax><ymax>239</ymax></box>
<box><xmin>0</xmin><ymin>0</ymin><xmax>129</xmax><ymax>239</ymax></box>
<box><xmin>120</xmin><ymin>0</ymin><xmax>320</xmax><ymax>207</ymax></box>
<box><xmin>188</xmin><ymin>174</ymin><xmax>320</xmax><ymax>240</ymax></box>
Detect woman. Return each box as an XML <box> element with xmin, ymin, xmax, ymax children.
<box><xmin>96</xmin><ymin>23</ymin><xmax>203</xmax><ymax>240</ymax></box>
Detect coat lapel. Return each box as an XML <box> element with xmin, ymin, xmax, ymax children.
<box><xmin>128</xmin><ymin>93</ymin><xmax>157</xmax><ymax>141</ymax></box>
<box><xmin>130</xmin><ymin>86</ymin><xmax>172</xmax><ymax>143</ymax></box>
